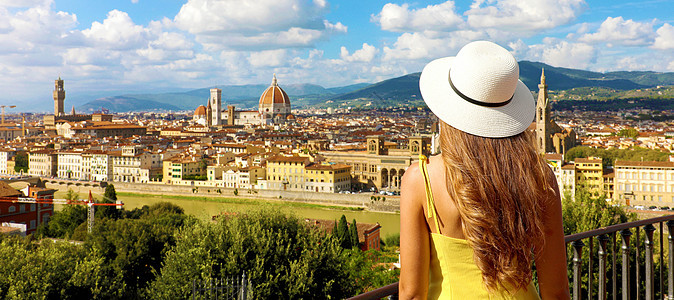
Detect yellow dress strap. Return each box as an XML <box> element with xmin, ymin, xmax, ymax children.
<box><xmin>419</xmin><ymin>154</ymin><xmax>440</xmax><ymax>233</ymax></box>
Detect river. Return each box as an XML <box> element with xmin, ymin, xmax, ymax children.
<box><xmin>54</xmin><ymin>190</ymin><xmax>402</xmax><ymax>238</ymax></box>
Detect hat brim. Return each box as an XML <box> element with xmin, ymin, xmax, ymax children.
<box><xmin>419</xmin><ymin>57</ymin><xmax>535</xmax><ymax>138</ymax></box>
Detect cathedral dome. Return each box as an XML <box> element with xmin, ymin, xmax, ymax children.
<box><xmin>194</xmin><ymin>105</ymin><xmax>207</xmax><ymax>116</ymax></box>
<box><xmin>259</xmin><ymin>74</ymin><xmax>290</xmax><ymax>106</ymax></box>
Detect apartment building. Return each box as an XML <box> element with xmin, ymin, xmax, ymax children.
<box><xmin>56</xmin><ymin>151</ymin><xmax>83</xmax><ymax>179</ymax></box>
<box><xmin>28</xmin><ymin>150</ymin><xmax>57</xmax><ymax>177</ymax></box>
<box><xmin>266</xmin><ymin>155</ymin><xmax>310</xmax><ymax>191</ymax></box>
<box><xmin>614</xmin><ymin>160</ymin><xmax>674</xmax><ymax>206</ymax></box>
<box><xmin>82</xmin><ymin>150</ymin><xmax>112</xmax><ymax>182</ymax></box>
<box><xmin>304</xmin><ymin>163</ymin><xmax>351</xmax><ymax>193</ymax></box>
<box><xmin>0</xmin><ymin>149</ymin><xmax>15</xmax><ymax>174</ymax></box>
<box><xmin>575</xmin><ymin>157</ymin><xmax>604</xmax><ymax>195</ymax></box>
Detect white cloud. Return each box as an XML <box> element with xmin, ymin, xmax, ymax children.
<box><xmin>340</xmin><ymin>43</ymin><xmax>378</xmax><ymax>62</ymax></box>
<box><xmin>82</xmin><ymin>10</ymin><xmax>149</xmax><ymax>50</ymax></box>
<box><xmin>372</xmin><ymin>1</ymin><xmax>463</xmax><ymax>32</ymax></box>
<box><xmin>382</xmin><ymin>30</ymin><xmax>486</xmax><ymax>61</ymax></box>
<box><xmin>615</xmin><ymin>57</ymin><xmax>648</xmax><ymax>70</ymax></box>
<box><xmin>653</xmin><ymin>23</ymin><xmax>674</xmax><ymax>49</ymax></box>
<box><xmin>520</xmin><ymin>38</ymin><xmax>596</xmax><ymax>69</ymax></box>
<box><xmin>249</xmin><ymin>49</ymin><xmax>290</xmax><ymax>67</ymax></box>
<box><xmin>173</xmin><ymin>0</ymin><xmax>343</xmax><ymax>50</ymax></box>
<box><xmin>466</xmin><ymin>0</ymin><xmax>585</xmax><ymax>34</ymax></box>
<box><xmin>578</xmin><ymin>17</ymin><xmax>655</xmax><ymax>46</ymax></box>
<box><xmin>0</xmin><ymin>0</ymin><xmax>49</xmax><ymax>8</ymax></box>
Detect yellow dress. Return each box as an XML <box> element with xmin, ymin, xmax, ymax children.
<box><xmin>419</xmin><ymin>155</ymin><xmax>541</xmax><ymax>299</ymax></box>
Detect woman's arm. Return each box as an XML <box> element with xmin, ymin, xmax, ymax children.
<box><xmin>399</xmin><ymin>163</ymin><xmax>431</xmax><ymax>299</ymax></box>
<box><xmin>535</xmin><ymin>169</ymin><xmax>571</xmax><ymax>299</ymax></box>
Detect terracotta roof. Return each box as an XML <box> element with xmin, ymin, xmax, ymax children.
<box><xmin>575</xmin><ymin>157</ymin><xmax>602</xmax><ymax>163</ymax></box>
<box><xmin>306</xmin><ymin>163</ymin><xmax>351</xmax><ymax>170</ymax></box>
<box><xmin>267</xmin><ymin>155</ymin><xmax>308</xmax><ymax>163</ymax></box>
<box><xmin>545</xmin><ymin>153</ymin><xmax>563</xmax><ymax>160</ymax></box>
<box><xmin>259</xmin><ymin>75</ymin><xmax>290</xmax><ymax>106</ymax></box>
<box><xmin>194</xmin><ymin>105</ymin><xmax>207</xmax><ymax>116</ymax></box>
<box><xmin>615</xmin><ymin>160</ymin><xmax>674</xmax><ymax>168</ymax></box>
<box><xmin>0</xmin><ymin>181</ymin><xmax>22</xmax><ymax>197</ymax></box>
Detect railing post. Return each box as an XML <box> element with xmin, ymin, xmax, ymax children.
<box><xmin>598</xmin><ymin>234</ymin><xmax>610</xmax><ymax>300</ymax></box>
<box><xmin>573</xmin><ymin>240</ymin><xmax>585</xmax><ymax>300</ymax></box>
<box><xmin>667</xmin><ymin>220</ymin><xmax>674</xmax><ymax>300</ymax></box>
<box><xmin>644</xmin><ymin>224</ymin><xmax>656</xmax><ymax>300</ymax></box>
<box><xmin>621</xmin><ymin>228</ymin><xmax>632</xmax><ymax>300</ymax></box>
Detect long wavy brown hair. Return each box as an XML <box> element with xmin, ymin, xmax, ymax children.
<box><xmin>438</xmin><ymin>121</ymin><xmax>554</xmax><ymax>293</ymax></box>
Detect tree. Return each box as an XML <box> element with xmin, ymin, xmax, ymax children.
<box><xmin>336</xmin><ymin>215</ymin><xmax>352</xmax><ymax>249</ymax></box>
<box><xmin>64</xmin><ymin>188</ymin><xmax>79</xmax><ymax>201</ymax></box>
<box><xmin>35</xmin><ymin>205</ymin><xmax>87</xmax><ymax>239</ymax></box>
<box><xmin>85</xmin><ymin>205</ymin><xmax>192</xmax><ymax>299</ymax></box>
<box><xmin>148</xmin><ymin>209</ymin><xmax>368</xmax><ymax>299</ymax></box>
<box><xmin>0</xmin><ymin>236</ymin><xmax>124</xmax><ymax>299</ymax></box>
<box><xmin>349</xmin><ymin>219</ymin><xmax>360</xmax><ymax>249</ymax></box>
<box><xmin>14</xmin><ymin>151</ymin><xmax>28</xmax><ymax>174</ymax></box>
<box><xmin>97</xmin><ymin>184</ymin><xmax>120</xmax><ymax>219</ymax></box>
<box><xmin>617</xmin><ymin>128</ymin><xmax>639</xmax><ymax>139</ymax></box>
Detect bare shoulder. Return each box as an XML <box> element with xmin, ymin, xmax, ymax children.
<box><xmin>401</xmin><ymin>161</ymin><xmax>424</xmax><ymax>206</ymax></box>
<box><xmin>402</xmin><ymin>161</ymin><xmax>421</xmax><ymax>184</ymax></box>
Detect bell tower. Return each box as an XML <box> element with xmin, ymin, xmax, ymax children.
<box><xmin>53</xmin><ymin>77</ymin><xmax>65</xmax><ymax>116</ymax></box>
<box><xmin>367</xmin><ymin>135</ymin><xmax>384</xmax><ymax>155</ymax></box>
<box><xmin>209</xmin><ymin>88</ymin><xmax>222</xmax><ymax>126</ymax></box>
<box><xmin>535</xmin><ymin>69</ymin><xmax>552</xmax><ymax>154</ymax></box>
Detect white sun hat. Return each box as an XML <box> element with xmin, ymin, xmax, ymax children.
<box><xmin>419</xmin><ymin>40</ymin><xmax>535</xmax><ymax>138</ymax></box>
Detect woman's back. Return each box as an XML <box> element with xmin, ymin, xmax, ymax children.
<box><xmin>420</xmin><ymin>155</ymin><xmax>540</xmax><ymax>299</ymax></box>
<box><xmin>399</xmin><ymin>40</ymin><xmax>570</xmax><ymax>300</ymax></box>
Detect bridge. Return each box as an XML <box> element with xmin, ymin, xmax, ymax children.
<box><xmin>40</xmin><ymin>177</ymin><xmax>107</xmax><ymax>188</ymax></box>
<box><xmin>0</xmin><ymin>175</ymin><xmax>40</xmax><ymax>185</ymax></box>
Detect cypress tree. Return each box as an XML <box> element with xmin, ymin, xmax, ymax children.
<box><xmin>349</xmin><ymin>219</ymin><xmax>359</xmax><ymax>249</ymax></box>
<box><xmin>337</xmin><ymin>215</ymin><xmax>351</xmax><ymax>249</ymax></box>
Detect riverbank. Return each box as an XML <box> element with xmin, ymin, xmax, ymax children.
<box><xmin>116</xmin><ymin>191</ymin><xmax>366</xmax><ymax>212</ymax></box>
<box><xmin>43</xmin><ymin>181</ymin><xmax>400</xmax><ymax>213</ymax></box>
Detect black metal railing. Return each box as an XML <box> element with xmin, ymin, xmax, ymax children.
<box><xmin>348</xmin><ymin>215</ymin><xmax>674</xmax><ymax>300</ymax></box>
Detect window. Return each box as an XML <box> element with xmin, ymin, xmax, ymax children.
<box><xmin>8</xmin><ymin>206</ymin><xmax>15</xmax><ymax>213</ymax></box>
<box><xmin>30</xmin><ymin>220</ymin><xmax>36</xmax><ymax>229</ymax></box>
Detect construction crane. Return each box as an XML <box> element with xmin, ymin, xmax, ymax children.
<box><xmin>0</xmin><ymin>105</ymin><xmax>16</xmax><ymax>125</ymax></box>
<box><xmin>0</xmin><ymin>191</ymin><xmax>123</xmax><ymax>233</ymax></box>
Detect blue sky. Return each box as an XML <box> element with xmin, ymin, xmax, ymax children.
<box><xmin>1</xmin><ymin>0</ymin><xmax>674</xmax><ymax>111</ymax></box>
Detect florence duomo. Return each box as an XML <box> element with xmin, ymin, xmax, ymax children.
<box><xmin>193</xmin><ymin>74</ymin><xmax>294</xmax><ymax>127</ymax></box>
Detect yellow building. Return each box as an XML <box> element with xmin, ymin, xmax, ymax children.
<box><xmin>266</xmin><ymin>155</ymin><xmax>310</xmax><ymax>191</ymax></box>
<box><xmin>163</xmin><ymin>155</ymin><xmax>206</xmax><ymax>184</ymax></box>
<box><xmin>574</xmin><ymin>157</ymin><xmax>603</xmax><ymax>195</ymax></box>
<box><xmin>319</xmin><ymin>135</ymin><xmax>431</xmax><ymax>192</ymax></box>
<box><xmin>304</xmin><ymin>163</ymin><xmax>351</xmax><ymax>193</ymax></box>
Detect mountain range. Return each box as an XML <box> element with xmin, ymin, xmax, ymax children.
<box><xmin>78</xmin><ymin>61</ymin><xmax>674</xmax><ymax>113</ymax></box>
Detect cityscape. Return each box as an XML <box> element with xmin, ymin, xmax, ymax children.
<box><xmin>2</xmin><ymin>0</ymin><xmax>674</xmax><ymax>299</ymax></box>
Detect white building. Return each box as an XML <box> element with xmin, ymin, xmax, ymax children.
<box><xmin>82</xmin><ymin>150</ymin><xmax>112</xmax><ymax>182</ymax></box>
<box><xmin>0</xmin><ymin>149</ymin><xmax>16</xmax><ymax>174</ymax></box>
<box><xmin>28</xmin><ymin>151</ymin><xmax>57</xmax><ymax>177</ymax></box>
<box><xmin>614</xmin><ymin>160</ymin><xmax>674</xmax><ymax>207</ymax></box>
<box><xmin>56</xmin><ymin>151</ymin><xmax>83</xmax><ymax>179</ymax></box>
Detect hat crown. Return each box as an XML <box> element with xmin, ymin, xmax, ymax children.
<box><xmin>449</xmin><ymin>41</ymin><xmax>519</xmax><ymax>104</ymax></box>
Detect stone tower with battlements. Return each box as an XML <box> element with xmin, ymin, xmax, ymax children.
<box><xmin>53</xmin><ymin>77</ymin><xmax>65</xmax><ymax>116</ymax></box>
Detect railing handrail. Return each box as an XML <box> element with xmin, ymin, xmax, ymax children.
<box><xmin>348</xmin><ymin>282</ymin><xmax>398</xmax><ymax>300</ymax></box>
<box><xmin>350</xmin><ymin>214</ymin><xmax>674</xmax><ymax>300</ymax></box>
<box><xmin>565</xmin><ymin>214</ymin><xmax>674</xmax><ymax>243</ymax></box>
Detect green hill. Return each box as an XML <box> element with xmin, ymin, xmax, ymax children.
<box><xmin>78</xmin><ymin>61</ymin><xmax>674</xmax><ymax>112</ymax></box>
